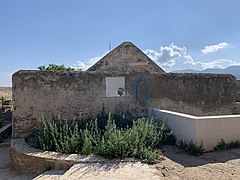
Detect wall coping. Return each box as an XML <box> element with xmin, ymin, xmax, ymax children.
<box><xmin>11</xmin><ymin>139</ymin><xmax>139</xmax><ymax>175</ymax></box>
<box><xmin>11</xmin><ymin>139</ymin><xmax>139</xmax><ymax>164</ymax></box>
<box><xmin>152</xmin><ymin>108</ymin><xmax>240</xmax><ymax>120</ymax></box>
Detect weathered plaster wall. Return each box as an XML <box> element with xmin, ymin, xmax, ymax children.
<box><xmin>236</xmin><ymin>80</ymin><xmax>240</xmax><ymax>102</ymax></box>
<box><xmin>12</xmin><ymin>71</ymin><xmax>236</xmax><ymax>138</ymax></box>
<box><xmin>148</xmin><ymin>73</ymin><xmax>236</xmax><ymax>116</ymax></box>
<box><xmin>87</xmin><ymin>42</ymin><xmax>165</xmax><ymax>74</ymax></box>
<box><xmin>12</xmin><ymin>71</ymin><xmax>137</xmax><ymax>138</ymax></box>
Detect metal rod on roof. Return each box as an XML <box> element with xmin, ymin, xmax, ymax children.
<box><xmin>109</xmin><ymin>43</ymin><xmax>111</xmax><ymax>52</ymax></box>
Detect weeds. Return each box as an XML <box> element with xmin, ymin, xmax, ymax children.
<box><xmin>214</xmin><ymin>139</ymin><xmax>240</xmax><ymax>151</ymax></box>
<box><xmin>179</xmin><ymin>140</ymin><xmax>205</xmax><ymax>156</ymax></box>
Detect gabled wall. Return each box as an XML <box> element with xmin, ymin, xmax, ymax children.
<box><xmin>87</xmin><ymin>42</ymin><xmax>165</xmax><ymax>74</ymax></box>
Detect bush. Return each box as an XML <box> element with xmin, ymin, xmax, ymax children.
<box><xmin>26</xmin><ymin>113</ymin><xmax>173</xmax><ymax>164</ymax></box>
<box><xmin>26</xmin><ymin>117</ymin><xmax>81</xmax><ymax>154</ymax></box>
<box><xmin>179</xmin><ymin>140</ymin><xmax>204</xmax><ymax>156</ymax></box>
<box><xmin>37</xmin><ymin>64</ymin><xmax>75</xmax><ymax>71</ymax></box>
<box><xmin>156</xmin><ymin>121</ymin><xmax>176</xmax><ymax>146</ymax></box>
<box><xmin>214</xmin><ymin>139</ymin><xmax>240</xmax><ymax>151</ymax></box>
<box><xmin>80</xmin><ymin>116</ymin><xmax>161</xmax><ymax>163</ymax></box>
<box><xmin>76</xmin><ymin>107</ymin><xmax>135</xmax><ymax>131</ymax></box>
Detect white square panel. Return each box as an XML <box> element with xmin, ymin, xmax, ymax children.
<box><xmin>106</xmin><ymin>77</ymin><xmax>125</xmax><ymax>97</ymax></box>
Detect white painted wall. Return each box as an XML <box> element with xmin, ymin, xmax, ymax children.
<box><xmin>195</xmin><ymin>115</ymin><xmax>240</xmax><ymax>150</ymax></box>
<box><xmin>149</xmin><ymin>108</ymin><xmax>240</xmax><ymax>151</ymax></box>
<box><xmin>149</xmin><ymin>109</ymin><xmax>196</xmax><ymax>144</ymax></box>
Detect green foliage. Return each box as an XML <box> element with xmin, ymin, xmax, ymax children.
<box><xmin>26</xmin><ymin>112</ymin><xmax>175</xmax><ymax>164</ymax></box>
<box><xmin>37</xmin><ymin>64</ymin><xmax>76</xmax><ymax>71</ymax></box>
<box><xmin>156</xmin><ymin>121</ymin><xmax>176</xmax><ymax>146</ymax></box>
<box><xmin>89</xmin><ymin>116</ymin><xmax>161</xmax><ymax>163</ymax></box>
<box><xmin>214</xmin><ymin>139</ymin><xmax>240</xmax><ymax>151</ymax></box>
<box><xmin>179</xmin><ymin>140</ymin><xmax>205</xmax><ymax>156</ymax></box>
<box><xmin>94</xmin><ymin>106</ymin><xmax>135</xmax><ymax>130</ymax></box>
<box><xmin>26</xmin><ymin>117</ymin><xmax>80</xmax><ymax>154</ymax></box>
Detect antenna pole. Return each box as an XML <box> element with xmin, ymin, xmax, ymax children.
<box><xmin>109</xmin><ymin>43</ymin><xmax>111</xmax><ymax>52</ymax></box>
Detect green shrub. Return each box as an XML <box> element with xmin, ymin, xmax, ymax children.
<box><xmin>37</xmin><ymin>64</ymin><xmax>75</xmax><ymax>71</ymax></box>
<box><xmin>179</xmin><ymin>140</ymin><xmax>204</xmax><ymax>156</ymax></box>
<box><xmin>26</xmin><ymin>117</ymin><xmax>80</xmax><ymax>154</ymax></box>
<box><xmin>26</xmin><ymin>113</ymin><xmax>175</xmax><ymax>164</ymax></box>
<box><xmin>214</xmin><ymin>139</ymin><xmax>240</xmax><ymax>151</ymax></box>
<box><xmin>156</xmin><ymin>121</ymin><xmax>176</xmax><ymax>146</ymax></box>
<box><xmin>87</xmin><ymin>116</ymin><xmax>161</xmax><ymax>163</ymax></box>
<box><xmin>76</xmin><ymin>107</ymin><xmax>135</xmax><ymax>131</ymax></box>
<box><xmin>94</xmin><ymin>107</ymin><xmax>135</xmax><ymax>130</ymax></box>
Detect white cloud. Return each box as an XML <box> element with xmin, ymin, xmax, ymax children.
<box><xmin>144</xmin><ymin>43</ymin><xmax>195</xmax><ymax>70</ymax></box>
<box><xmin>72</xmin><ymin>53</ymin><xmax>106</xmax><ymax>70</ymax></box>
<box><xmin>144</xmin><ymin>43</ymin><xmax>240</xmax><ymax>71</ymax></box>
<box><xmin>73</xmin><ymin>43</ymin><xmax>239</xmax><ymax>72</ymax></box>
<box><xmin>74</xmin><ymin>43</ymin><xmax>197</xmax><ymax>72</ymax></box>
<box><xmin>200</xmin><ymin>59</ymin><xmax>240</xmax><ymax>69</ymax></box>
<box><xmin>201</xmin><ymin>42</ymin><xmax>229</xmax><ymax>54</ymax></box>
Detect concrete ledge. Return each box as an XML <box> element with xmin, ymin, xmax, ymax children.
<box><xmin>10</xmin><ymin>139</ymin><xmax>138</xmax><ymax>175</ymax></box>
<box><xmin>149</xmin><ymin>108</ymin><xmax>240</xmax><ymax>151</ymax></box>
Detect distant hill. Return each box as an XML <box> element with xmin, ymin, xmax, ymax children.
<box><xmin>172</xmin><ymin>66</ymin><xmax>240</xmax><ymax>79</ymax></box>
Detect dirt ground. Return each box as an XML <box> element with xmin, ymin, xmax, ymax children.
<box><xmin>155</xmin><ymin>145</ymin><xmax>240</xmax><ymax>179</ymax></box>
<box><xmin>0</xmin><ymin>144</ymin><xmax>34</xmax><ymax>180</ymax></box>
<box><xmin>1</xmin><ymin>144</ymin><xmax>240</xmax><ymax>179</ymax></box>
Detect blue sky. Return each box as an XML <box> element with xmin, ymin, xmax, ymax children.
<box><xmin>1</xmin><ymin>0</ymin><xmax>240</xmax><ymax>86</ymax></box>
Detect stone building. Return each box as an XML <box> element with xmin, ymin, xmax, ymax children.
<box><xmin>12</xmin><ymin>42</ymin><xmax>236</xmax><ymax>138</ymax></box>
<box><xmin>87</xmin><ymin>42</ymin><xmax>165</xmax><ymax>74</ymax></box>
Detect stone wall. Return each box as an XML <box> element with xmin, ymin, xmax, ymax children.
<box><xmin>236</xmin><ymin>80</ymin><xmax>240</xmax><ymax>102</ymax></box>
<box><xmin>87</xmin><ymin>42</ymin><xmax>165</xmax><ymax>74</ymax></box>
<box><xmin>12</xmin><ymin>70</ymin><xmax>236</xmax><ymax>138</ymax></box>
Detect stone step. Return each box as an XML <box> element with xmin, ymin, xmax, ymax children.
<box><xmin>33</xmin><ymin>170</ymin><xmax>65</xmax><ymax>180</ymax></box>
<box><xmin>59</xmin><ymin>162</ymin><xmax>158</xmax><ymax>180</ymax></box>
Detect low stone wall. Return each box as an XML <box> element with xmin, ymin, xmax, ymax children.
<box><xmin>10</xmin><ymin>139</ymin><xmax>137</xmax><ymax>175</ymax></box>
<box><xmin>149</xmin><ymin>109</ymin><xmax>240</xmax><ymax>151</ymax></box>
<box><xmin>236</xmin><ymin>80</ymin><xmax>240</xmax><ymax>102</ymax></box>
